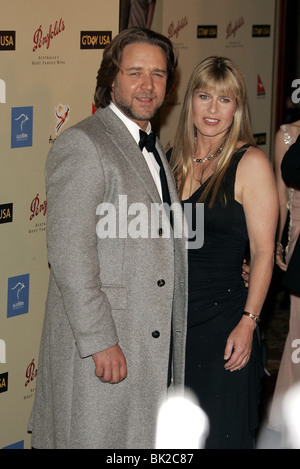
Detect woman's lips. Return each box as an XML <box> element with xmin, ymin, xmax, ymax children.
<box><xmin>203</xmin><ymin>117</ymin><xmax>219</xmax><ymax>125</ymax></box>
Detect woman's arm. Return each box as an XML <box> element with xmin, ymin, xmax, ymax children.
<box><xmin>224</xmin><ymin>147</ymin><xmax>279</xmax><ymax>371</ymax></box>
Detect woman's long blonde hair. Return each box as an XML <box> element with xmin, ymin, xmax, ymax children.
<box><xmin>170</xmin><ymin>56</ymin><xmax>255</xmax><ymax>206</ymax></box>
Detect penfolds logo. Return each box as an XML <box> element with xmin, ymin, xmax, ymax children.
<box><xmin>168</xmin><ymin>16</ymin><xmax>188</xmax><ymax>39</ymax></box>
<box><xmin>25</xmin><ymin>359</ymin><xmax>37</xmax><ymax>387</ymax></box>
<box><xmin>33</xmin><ymin>18</ymin><xmax>65</xmax><ymax>52</ymax></box>
<box><xmin>226</xmin><ymin>16</ymin><xmax>244</xmax><ymax>39</ymax></box>
<box><xmin>30</xmin><ymin>193</ymin><xmax>47</xmax><ymax>221</ymax></box>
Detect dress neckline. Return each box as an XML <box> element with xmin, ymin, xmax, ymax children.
<box><xmin>182</xmin><ymin>143</ymin><xmax>251</xmax><ymax>203</ymax></box>
<box><xmin>182</xmin><ymin>176</ymin><xmax>211</xmax><ymax>203</ymax></box>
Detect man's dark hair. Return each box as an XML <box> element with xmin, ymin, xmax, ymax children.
<box><xmin>94</xmin><ymin>28</ymin><xmax>178</xmax><ymax>109</ymax></box>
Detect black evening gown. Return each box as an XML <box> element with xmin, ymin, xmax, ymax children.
<box><xmin>183</xmin><ymin>145</ymin><xmax>263</xmax><ymax>449</ymax></box>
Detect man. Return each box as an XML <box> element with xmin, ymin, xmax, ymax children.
<box><xmin>28</xmin><ymin>28</ymin><xmax>188</xmax><ymax>449</ymax></box>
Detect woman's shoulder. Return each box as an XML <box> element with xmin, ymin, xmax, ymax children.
<box><xmin>237</xmin><ymin>140</ymin><xmax>266</xmax><ymax>157</ymax></box>
<box><xmin>235</xmin><ymin>142</ymin><xmax>277</xmax><ymax>204</ymax></box>
<box><xmin>236</xmin><ymin>142</ymin><xmax>271</xmax><ymax>174</ymax></box>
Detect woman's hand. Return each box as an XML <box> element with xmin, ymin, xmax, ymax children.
<box><xmin>223</xmin><ymin>316</ymin><xmax>255</xmax><ymax>372</ymax></box>
<box><xmin>242</xmin><ymin>259</ymin><xmax>250</xmax><ymax>287</ymax></box>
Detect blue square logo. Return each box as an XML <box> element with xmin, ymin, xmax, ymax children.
<box><xmin>7</xmin><ymin>274</ymin><xmax>30</xmax><ymax>318</ymax></box>
<box><xmin>3</xmin><ymin>440</ymin><xmax>24</xmax><ymax>449</ymax></box>
<box><xmin>11</xmin><ymin>106</ymin><xmax>33</xmax><ymax>148</ymax></box>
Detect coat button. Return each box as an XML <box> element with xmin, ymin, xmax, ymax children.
<box><xmin>157</xmin><ymin>279</ymin><xmax>165</xmax><ymax>287</ymax></box>
<box><xmin>152</xmin><ymin>330</ymin><xmax>160</xmax><ymax>338</ymax></box>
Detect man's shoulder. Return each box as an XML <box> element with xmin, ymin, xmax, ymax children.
<box><xmin>73</xmin><ymin>106</ymin><xmax>108</xmax><ymax>130</ymax></box>
<box><xmin>74</xmin><ymin>106</ymin><xmax>126</xmax><ymax>135</ymax></box>
<box><xmin>55</xmin><ymin>107</ymin><xmax>113</xmax><ymax>143</ymax></box>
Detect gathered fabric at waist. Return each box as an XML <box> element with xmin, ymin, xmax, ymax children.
<box><xmin>187</xmin><ymin>231</ymin><xmax>248</xmax><ymax>327</ymax></box>
<box><xmin>187</xmin><ymin>280</ymin><xmax>247</xmax><ymax>327</ymax></box>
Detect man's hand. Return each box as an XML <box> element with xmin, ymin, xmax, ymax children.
<box><xmin>92</xmin><ymin>344</ymin><xmax>127</xmax><ymax>384</ymax></box>
<box><xmin>275</xmin><ymin>243</ymin><xmax>287</xmax><ymax>271</ymax></box>
<box><xmin>242</xmin><ymin>259</ymin><xmax>250</xmax><ymax>287</ymax></box>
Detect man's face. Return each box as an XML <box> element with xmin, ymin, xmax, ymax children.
<box><xmin>111</xmin><ymin>42</ymin><xmax>168</xmax><ymax>130</ymax></box>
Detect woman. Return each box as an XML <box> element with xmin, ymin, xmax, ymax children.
<box><xmin>169</xmin><ymin>56</ymin><xmax>278</xmax><ymax>448</ymax></box>
<box><xmin>268</xmin><ymin>122</ymin><xmax>300</xmax><ymax>445</ymax></box>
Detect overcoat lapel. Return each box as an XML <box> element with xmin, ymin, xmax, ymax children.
<box><xmin>96</xmin><ymin>107</ymin><xmax>163</xmax><ymax>205</ymax></box>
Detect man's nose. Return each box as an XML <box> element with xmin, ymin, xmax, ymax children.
<box><xmin>141</xmin><ymin>74</ymin><xmax>154</xmax><ymax>90</ymax></box>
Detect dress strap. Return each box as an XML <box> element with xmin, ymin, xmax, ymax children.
<box><xmin>230</xmin><ymin>143</ymin><xmax>252</xmax><ymax>166</ymax></box>
<box><xmin>280</xmin><ymin>124</ymin><xmax>294</xmax><ymax>146</ymax></box>
<box><xmin>222</xmin><ymin>144</ymin><xmax>252</xmax><ymax>204</ymax></box>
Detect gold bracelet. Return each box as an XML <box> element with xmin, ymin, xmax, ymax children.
<box><xmin>243</xmin><ymin>311</ymin><xmax>261</xmax><ymax>324</ymax></box>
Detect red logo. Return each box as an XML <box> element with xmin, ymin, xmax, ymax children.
<box><xmin>55</xmin><ymin>103</ymin><xmax>70</xmax><ymax>134</ymax></box>
<box><xmin>168</xmin><ymin>16</ymin><xmax>188</xmax><ymax>39</ymax></box>
<box><xmin>33</xmin><ymin>18</ymin><xmax>65</xmax><ymax>52</ymax></box>
<box><xmin>30</xmin><ymin>193</ymin><xmax>47</xmax><ymax>221</ymax></box>
<box><xmin>226</xmin><ymin>17</ymin><xmax>244</xmax><ymax>39</ymax></box>
<box><xmin>257</xmin><ymin>74</ymin><xmax>266</xmax><ymax>96</ymax></box>
<box><xmin>25</xmin><ymin>359</ymin><xmax>37</xmax><ymax>387</ymax></box>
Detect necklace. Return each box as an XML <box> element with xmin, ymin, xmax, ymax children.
<box><xmin>192</xmin><ymin>146</ymin><xmax>223</xmax><ymax>163</ymax></box>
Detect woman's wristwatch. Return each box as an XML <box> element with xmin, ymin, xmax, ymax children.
<box><xmin>243</xmin><ymin>311</ymin><xmax>261</xmax><ymax>324</ymax></box>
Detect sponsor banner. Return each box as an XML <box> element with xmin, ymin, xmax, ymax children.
<box><xmin>0</xmin><ymin>0</ymin><xmax>277</xmax><ymax>451</ymax></box>
<box><xmin>254</xmin><ymin>132</ymin><xmax>267</xmax><ymax>146</ymax></box>
<box><xmin>80</xmin><ymin>31</ymin><xmax>112</xmax><ymax>49</ymax></box>
<box><xmin>197</xmin><ymin>25</ymin><xmax>217</xmax><ymax>39</ymax></box>
<box><xmin>0</xmin><ymin>204</ymin><xmax>13</xmax><ymax>224</ymax></box>
<box><xmin>3</xmin><ymin>441</ymin><xmax>24</xmax><ymax>449</ymax></box>
<box><xmin>252</xmin><ymin>24</ymin><xmax>271</xmax><ymax>37</ymax></box>
<box><xmin>7</xmin><ymin>274</ymin><xmax>30</xmax><ymax>318</ymax></box>
<box><xmin>0</xmin><ymin>31</ymin><xmax>16</xmax><ymax>50</ymax></box>
<box><xmin>0</xmin><ymin>372</ymin><xmax>8</xmax><ymax>394</ymax></box>
<box><xmin>0</xmin><ymin>0</ymin><xmax>119</xmax><ymax>449</ymax></box>
<box><xmin>11</xmin><ymin>106</ymin><xmax>33</xmax><ymax>148</ymax></box>
<box><xmin>160</xmin><ymin>0</ymin><xmax>276</xmax><ymax>157</ymax></box>
<box><xmin>32</xmin><ymin>18</ymin><xmax>65</xmax><ymax>53</ymax></box>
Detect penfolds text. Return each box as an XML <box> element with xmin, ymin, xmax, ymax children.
<box><xmin>33</xmin><ymin>18</ymin><xmax>65</xmax><ymax>52</ymax></box>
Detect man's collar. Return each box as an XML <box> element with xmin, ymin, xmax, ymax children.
<box><xmin>108</xmin><ymin>102</ymin><xmax>151</xmax><ymax>144</ymax></box>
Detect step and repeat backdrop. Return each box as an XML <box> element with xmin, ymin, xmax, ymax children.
<box><xmin>158</xmin><ymin>0</ymin><xmax>277</xmax><ymax>157</ymax></box>
<box><xmin>0</xmin><ymin>0</ymin><xmax>119</xmax><ymax>449</ymax></box>
<box><xmin>1</xmin><ymin>0</ymin><xmax>276</xmax><ymax>449</ymax></box>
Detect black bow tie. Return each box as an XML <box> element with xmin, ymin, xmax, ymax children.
<box><xmin>139</xmin><ymin>130</ymin><xmax>156</xmax><ymax>152</ymax></box>
<box><xmin>139</xmin><ymin>129</ymin><xmax>173</xmax><ymax>227</ymax></box>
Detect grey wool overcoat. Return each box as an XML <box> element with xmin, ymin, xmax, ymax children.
<box><xmin>29</xmin><ymin>106</ymin><xmax>188</xmax><ymax>449</ymax></box>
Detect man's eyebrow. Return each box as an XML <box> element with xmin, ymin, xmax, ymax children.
<box><xmin>153</xmin><ymin>68</ymin><xmax>167</xmax><ymax>74</ymax></box>
<box><xmin>122</xmin><ymin>66</ymin><xmax>167</xmax><ymax>74</ymax></box>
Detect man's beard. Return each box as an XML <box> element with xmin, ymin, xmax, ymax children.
<box><xmin>117</xmin><ymin>101</ymin><xmax>154</xmax><ymax>122</ymax></box>
<box><xmin>112</xmin><ymin>85</ymin><xmax>162</xmax><ymax>123</ymax></box>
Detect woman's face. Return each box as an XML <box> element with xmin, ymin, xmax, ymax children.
<box><xmin>192</xmin><ymin>87</ymin><xmax>237</xmax><ymax>139</ymax></box>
